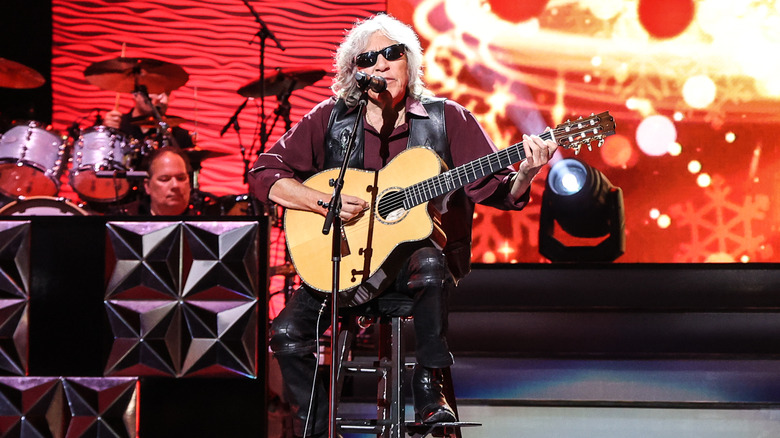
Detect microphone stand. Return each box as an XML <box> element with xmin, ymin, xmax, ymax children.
<box><xmin>240</xmin><ymin>0</ymin><xmax>285</xmax><ymax>158</ymax></box>
<box><xmin>323</xmin><ymin>89</ymin><xmax>370</xmax><ymax>438</ymax></box>
<box><xmin>221</xmin><ymin>97</ymin><xmax>250</xmax><ymax>183</ymax></box>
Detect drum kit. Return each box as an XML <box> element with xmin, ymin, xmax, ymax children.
<box><xmin>0</xmin><ymin>55</ymin><xmax>325</xmax><ymax>216</ymax></box>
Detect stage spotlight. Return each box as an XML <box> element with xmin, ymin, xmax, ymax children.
<box><xmin>539</xmin><ymin>158</ymin><xmax>625</xmax><ymax>262</ymax></box>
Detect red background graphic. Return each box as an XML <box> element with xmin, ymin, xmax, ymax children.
<box><xmin>44</xmin><ymin>0</ymin><xmax>780</xmax><ymax>268</ymax></box>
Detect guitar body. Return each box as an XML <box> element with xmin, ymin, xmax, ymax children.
<box><xmin>285</xmin><ymin>147</ymin><xmax>445</xmax><ymax>302</ymax></box>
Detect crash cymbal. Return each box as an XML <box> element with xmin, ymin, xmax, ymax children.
<box><xmin>0</xmin><ymin>58</ymin><xmax>45</xmax><ymax>89</ymax></box>
<box><xmin>130</xmin><ymin>114</ymin><xmax>187</xmax><ymax>128</ymax></box>
<box><xmin>184</xmin><ymin>147</ymin><xmax>231</xmax><ymax>162</ymax></box>
<box><xmin>84</xmin><ymin>57</ymin><xmax>188</xmax><ymax>94</ymax></box>
<box><xmin>237</xmin><ymin>67</ymin><xmax>326</xmax><ymax>98</ymax></box>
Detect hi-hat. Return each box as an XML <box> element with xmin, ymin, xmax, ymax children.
<box><xmin>130</xmin><ymin>114</ymin><xmax>187</xmax><ymax>128</ymax></box>
<box><xmin>84</xmin><ymin>57</ymin><xmax>188</xmax><ymax>94</ymax></box>
<box><xmin>0</xmin><ymin>58</ymin><xmax>45</xmax><ymax>89</ymax></box>
<box><xmin>237</xmin><ymin>67</ymin><xmax>326</xmax><ymax>98</ymax></box>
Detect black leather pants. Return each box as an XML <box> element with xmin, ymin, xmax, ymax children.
<box><xmin>269</xmin><ymin>246</ymin><xmax>453</xmax><ymax>437</ymax></box>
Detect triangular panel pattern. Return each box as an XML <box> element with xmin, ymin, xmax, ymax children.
<box><xmin>0</xmin><ymin>377</ymin><xmax>66</xmax><ymax>437</ymax></box>
<box><xmin>0</xmin><ymin>299</ymin><xmax>28</xmax><ymax>375</ymax></box>
<box><xmin>0</xmin><ymin>222</ymin><xmax>31</xmax><ymax>300</ymax></box>
<box><xmin>105</xmin><ymin>221</ymin><xmax>259</xmax><ymax>378</ymax></box>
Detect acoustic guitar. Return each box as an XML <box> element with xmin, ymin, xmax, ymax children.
<box><xmin>285</xmin><ymin>111</ymin><xmax>616</xmax><ymax>302</ymax></box>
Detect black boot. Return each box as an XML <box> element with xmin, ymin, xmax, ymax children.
<box><xmin>412</xmin><ymin>365</ymin><xmax>457</xmax><ymax>424</ymax></box>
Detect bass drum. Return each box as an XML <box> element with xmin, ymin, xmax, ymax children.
<box><xmin>0</xmin><ymin>121</ymin><xmax>68</xmax><ymax>198</ymax></box>
<box><xmin>0</xmin><ymin>196</ymin><xmax>88</xmax><ymax>216</ymax></box>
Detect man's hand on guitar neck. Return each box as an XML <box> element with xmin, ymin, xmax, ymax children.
<box><xmin>269</xmin><ymin>177</ymin><xmax>369</xmax><ymax>221</ymax></box>
<box><xmin>510</xmin><ymin>131</ymin><xmax>558</xmax><ymax>201</ymax></box>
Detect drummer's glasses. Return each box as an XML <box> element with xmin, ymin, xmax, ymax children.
<box><xmin>355</xmin><ymin>44</ymin><xmax>407</xmax><ymax>68</ymax></box>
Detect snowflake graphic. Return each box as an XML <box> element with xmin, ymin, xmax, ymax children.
<box><xmin>471</xmin><ymin>176</ymin><xmax>548</xmax><ymax>263</ymax></box>
<box><xmin>668</xmin><ymin>174</ymin><xmax>773</xmax><ymax>262</ymax></box>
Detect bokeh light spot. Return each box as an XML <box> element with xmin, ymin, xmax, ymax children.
<box><xmin>649</xmin><ymin>208</ymin><xmax>660</xmax><ymax>219</ymax></box>
<box><xmin>600</xmin><ymin>134</ymin><xmax>636</xmax><ymax>168</ymax></box>
<box><xmin>683</xmin><ymin>75</ymin><xmax>717</xmax><ymax>109</ymax></box>
<box><xmin>636</xmin><ymin>115</ymin><xmax>676</xmax><ymax>156</ymax></box>
<box><xmin>485</xmin><ymin>0</ymin><xmax>549</xmax><ymax>23</ymax></box>
<box><xmin>638</xmin><ymin>0</ymin><xmax>695</xmax><ymax>39</ymax></box>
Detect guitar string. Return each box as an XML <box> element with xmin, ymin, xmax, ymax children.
<box><xmin>374</xmin><ymin>118</ymin><xmax>603</xmax><ymax>216</ymax></box>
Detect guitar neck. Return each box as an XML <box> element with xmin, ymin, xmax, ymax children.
<box><xmin>401</xmin><ymin>130</ymin><xmax>553</xmax><ymax>209</ymax></box>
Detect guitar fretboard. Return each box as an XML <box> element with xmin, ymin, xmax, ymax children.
<box><xmin>401</xmin><ymin>131</ymin><xmax>554</xmax><ymax>209</ymax></box>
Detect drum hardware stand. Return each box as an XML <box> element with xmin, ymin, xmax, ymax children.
<box><xmin>133</xmin><ymin>83</ymin><xmax>175</xmax><ymax>148</ymax></box>
<box><xmin>95</xmin><ymin>170</ymin><xmax>149</xmax><ymax>215</ymax></box>
<box><xmin>221</xmin><ymin>97</ymin><xmax>251</xmax><ymax>184</ymax></box>
<box><xmin>240</xmin><ymin>0</ymin><xmax>285</xmax><ymax>157</ymax></box>
<box><xmin>268</xmin><ymin>80</ymin><xmax>296</xmax><ymax>135</ymax></box>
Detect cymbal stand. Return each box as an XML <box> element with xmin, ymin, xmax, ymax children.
<box><xmin>268</xmin><ymin>79</ymin><xmax>296</xmax><ymax>134</ymax></box>
<box><xmin>133</xmin><ymin>83</ymin><xmax>175</xmax><ymax>148</ymax></box>
<box><xmin>240</xmin><ymin>0</ymin><xmax>285</xmax><ymax>158</ymax></box>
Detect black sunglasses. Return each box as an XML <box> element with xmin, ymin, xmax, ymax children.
<box><xmin>355</xmin><ymin>44</ymin><xmax>407</xmax><ymax>68</ymax></box>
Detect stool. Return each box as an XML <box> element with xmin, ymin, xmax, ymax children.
<box><xmin>334</xmin><ymin>313</ymin><xmax>480</xmax><ymax>438</ymax></box>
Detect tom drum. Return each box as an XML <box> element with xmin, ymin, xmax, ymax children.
<box><xmin>0</xmin><ymin>121</ymin><xmax>67</xmax><ymax>198</ymax></box>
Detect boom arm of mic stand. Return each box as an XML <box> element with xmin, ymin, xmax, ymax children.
<box><xmin>240</xmin><ymin>0</ymin><xmax>286</xmax><ymax>51</ymax></box>
<box><xmin>221</xmin><ymin>98</ymin><xmax>249</xmax><ymax>136</ymax></box>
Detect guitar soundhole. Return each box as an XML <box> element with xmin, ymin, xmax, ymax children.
<box><xmin>377</xmin><ymin>187</ymin><xmax>406</xmax><ymax>224</ymax></box>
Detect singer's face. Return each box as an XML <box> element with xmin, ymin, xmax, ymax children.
<box><xmin>144</xmin><ymin>151</ymin><xmax>191</xmax><ymax>216</ymax></box>
<box><xmin>359</xmin><ymin>32</ymin><xmax>409</xmax><ymax>106</ymax></box>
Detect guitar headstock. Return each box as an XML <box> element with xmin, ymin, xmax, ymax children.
<box><xmin>552</xmin><ymin>111</ymin><xmax>616</xmax><ymax>154</ymax></box>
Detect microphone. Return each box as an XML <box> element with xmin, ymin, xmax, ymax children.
<box><xmin>355</xmin><ymin>72</ymin><xmax>387</xmax><ymax>93</ymax></box>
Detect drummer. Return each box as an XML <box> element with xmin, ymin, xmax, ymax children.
<box><xmin>103</xmin><ymin>90</ymin><xmax>194</xmax><ymax>150</ymax></box>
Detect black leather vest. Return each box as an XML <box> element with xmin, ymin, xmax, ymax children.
<box><xmin>323</xmin><ymin>97</ymin><xmax>450</xmax><ymax>169</ymax></box>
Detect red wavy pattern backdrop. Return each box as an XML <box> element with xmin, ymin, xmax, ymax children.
<box><xmin>51</xmin><ymin>1</ymin><xmax>383</xmax><ymax>315</ymax></box>
<box><xmin>52</xmin><ymin>0</ymin><xmax>384</xmax><ymax>197</ymax></box>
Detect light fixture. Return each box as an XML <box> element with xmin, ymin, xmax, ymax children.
<box><xmin>539</xmin><ymin>158</ymin><xmax>625</xmax><ymax>262</ymax></box>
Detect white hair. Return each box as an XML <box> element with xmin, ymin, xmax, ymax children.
<box><xmin>332</xmin><ymin>14</ymin><xmax>432</xmax><ymax>105</ymax></box>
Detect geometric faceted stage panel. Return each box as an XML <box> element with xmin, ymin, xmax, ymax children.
<box><xmin>104</xmin><ymin>221</ymin><xmax>259</xmax><ymax>378</ymax></box>
<box><xmin>0</xmin><ymin>376</ymin><xmax>138</xmax><ymax>438</ymax></box>
<box><xmin>0</xmin><ymin>221</ymin><xmax>31</xmax><ymax>376</ymax></box>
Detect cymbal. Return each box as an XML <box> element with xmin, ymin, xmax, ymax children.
<box><xmin>184</xmin><ymin>147</ymin><xmax>231</xmax><ymax>162</ymax></box>
<box><xmin>238</xmin><ymin>67</ymin><xmax>326</xmax><ymax>98</ymax></box>
<box><xmin>84</xmin><ymin>57</ymin><xmax>188</xmax><ymax>94</ymax></box>
<box><xmin>0</xmin><ymin>58</ymin><xmax>45</xmax><ymax>89</ymax></box>
<box><xmin>130</xmin><ymin>114</ymin><xmax>187</xmax><ymax>128</ymax></box>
